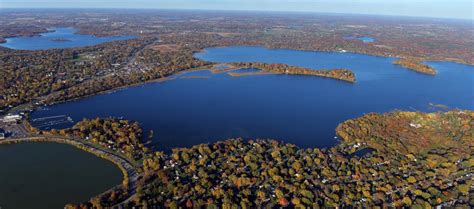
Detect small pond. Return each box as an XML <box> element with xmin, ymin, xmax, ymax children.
<box><xmin>0</xmin><ymin>142</ymin><xmax>122</xmax><ymax>209</ymax></box>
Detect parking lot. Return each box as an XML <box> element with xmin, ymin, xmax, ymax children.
<box><xmin>0</xmin><ymin>121</ymin><xmax>29</xmax><ymax>139</ymax></box>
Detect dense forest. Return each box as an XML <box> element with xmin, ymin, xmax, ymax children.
<box><xmin>42</xmin><ymin>118</ymin><xmax>149</xmax><ymax>161</ymax></box>
<box><xmin>232</xmin><ymin>62</ymin><xmax>356</xmax><ymax>82</ymax></box>
<box><xmin>55</xmin><ymin>111</ymin><xmax>473</xmax><ymax>208</ymax></box>
<box><xmin>393</xmin><ymin>59</ymin><xmax>437</xmax><ymax>75</ymax></box>
<box><xmin>336</xmin><ymin>111</ymin><xmax>472</xmax><ymax>155</ymax></box>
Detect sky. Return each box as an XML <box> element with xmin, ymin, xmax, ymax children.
<box><xmin>1</xmin><ymin>0</ymin><xmax>473</xmax><ymax>20</ymax></box>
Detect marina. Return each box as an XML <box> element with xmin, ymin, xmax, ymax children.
<box><xmin>31</xmin><ymin>46</ymin><xmax>474</xmax><ymax>152</ymax></box>
<box><xmin>29</xmin><ymin>115</ymin><xmax>74</xmax><ymax>129</ymax></box>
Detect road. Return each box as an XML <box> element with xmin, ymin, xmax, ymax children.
<box><xmin>0</xmin><ymin>121</ymin><xmax>29</xmax><ymax>138</ymax></box>
<box><xmin>123</xmin><ymin>37</ymin><xmax>161</xmax><ymax>73</ymax></box>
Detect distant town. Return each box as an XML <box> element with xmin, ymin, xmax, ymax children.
<box><xmin>0</xmin><ymin>8</ymin><xmax>472</xmax><ymax>209</ymax></box>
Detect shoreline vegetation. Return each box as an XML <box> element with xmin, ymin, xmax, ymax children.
<box><xmin>0</xmin><ymin>11</ymin><xmax>472</xmax><ymax>209</ymax></box>
<box><xmin>393</xmin><ymin>59</ymin><xmax>437</xmax><ymax>75</ymax></box>
<box><xmin>1</xmin><ymin>58</ymin><xmax>357</xmax><ymax>116</ymax></box>
<box><xmin>2</xmin><ymin>10</ymin><xmax>474</xmax><ymax>113</ymax></box>
<box><xmin>33</xmin><ymin>118</ymin><xmax>148</xmax><ymax>163</ymax></box>
<box><xmin>227</xmin><ymin>62</ymin><xmax>356</xmax><ymax>82</ymax></box>
<box><xmin>337</xmin><ymin>110</ymin><xmax>473</xmax><ymax>154</ymax></box>
<box><xmin>228</xmin><ymin>71</ymin><xmax>277</xmax><ymax>77</ymax></box>
<box><xmin>1</xmin><ymin>63</ymin><xmax>215</xmax><ymax>115</ymax></box>
<box><xmin>6</xmin><ymin>110</ymin><xmax>470</xmax><ymax>208</ymax></box>
<box><xmin>23</xmin><ymin>118</ymin><xmax>147</xmax><ymax>207</ymax></box>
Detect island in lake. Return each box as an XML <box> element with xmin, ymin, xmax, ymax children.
<box><xmin>229</xmin><ymin>62</ymin><xmax>356</xmax><ymax>82</ymax></box>
<box><xmin>0</xmin><ymin>8</ymin><xmax>472</xmax><ymax>209</ymax></box>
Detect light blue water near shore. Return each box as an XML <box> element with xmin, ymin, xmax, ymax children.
<box><xmin>344</xmin><ymin>36</ymin><xmax>376</xmax><ymax>43</ymax></box>
<box><xmin>31</xmin><ymin>46</ymin><xmax>474</xmax><ymax>152</ymax></box>
<box><xmin>0</xmin><ymin>27</ymin><xmax>135</xmax><ymax>50</ymax></box>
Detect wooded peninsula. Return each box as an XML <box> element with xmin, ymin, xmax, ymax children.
<box><xmin>231</xmin><ymin>62</ymin><xmax>356</xmax><ymax>82</ymax></box>
<box><xmin>0</xmin><ymin>10</ymin><xmax>472</xmax><ymax>209</ymax></box>
<box><xmin>393</xmin><ymin>59</ymin><xmax>437</xmax><ymax>75</ymax></box>
<box><xmin>2</xmin><ymin>10</ymin><xmax>472</xmax><ymax>113</ymax></box>
<box><xmin>26</xmin><ymin>110</ymin><xmax>472</xmax><ymax>208</ymax></box>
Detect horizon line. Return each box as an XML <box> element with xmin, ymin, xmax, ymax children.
<box><xmin>1</xmin><ymin>7</ymin><xmax>472</xmax><ymax>21</ymax></box>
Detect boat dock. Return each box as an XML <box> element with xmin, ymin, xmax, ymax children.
<box><xmin>30</xmin><ymin>115</ymin><xmax>74</xmax><ymax>129</ymax></box>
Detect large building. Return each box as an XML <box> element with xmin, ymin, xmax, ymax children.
<box><xmin>1</xmin><ymin>114</ymin><xmax>22</xmax><ymax>123</ymax></box>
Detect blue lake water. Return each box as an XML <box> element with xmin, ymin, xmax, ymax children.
<box><xmin>344</xmin><ymin>36</ymin><xmax>375</xmax><ymax>43</ymax></box>
<box><xmin>0</xmin><ymin>27</ymin><xmax>135</xmax><ymax>50</ymax></box>
<box><xmin>358</xmin><ymin>37</ymin><xmax>375</xmax><ymax>43</ymax></box>
<box><xmin>31</xmin><ymin>46</ymin><xmax>474</xmax><ymax>152</ymax></box>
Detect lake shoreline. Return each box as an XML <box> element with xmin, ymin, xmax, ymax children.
<box><xmin>195</xmin><ymin>45</ymin><xmax>474</xmax><ymax>67</ymax></box>
<box><xmin>26</xmin><ymin>46</ymin><xmax>474</xmax><ymax>152</ymax></box>
<box><xmin>0</xmin><ymin>136</ymin><xmax>139</xmax><ymax>206</ymax></box>
<box><xmin>59</xmin><ymin>110</ymin><xmax>473</xmax><ymax>208</ymax></box>
<box><xmin>4</xmin><ymin>44</ymin><xmax>472</xmax><ymax>116</ymax></box>
<box><xmin>4</xmin><ymin>64</ymin><xmax>215</xmax><ymax>116</ymax></box>
<box><xmin>0</xmin><ymin>27</ymin><xmax>136</xmax><ymax>50</ymax></box>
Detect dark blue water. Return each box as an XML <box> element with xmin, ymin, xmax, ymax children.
<box><xmin>31</xmin><ymin>46</ymin><xmax>474</xmax><ymax>151</ymax></box>
<box><xmin>0</xmin><ymin>27</ymin><xmax>135</xmax><ymax>50</ymax></box>
<box><xmin>0</xmin><ymin>142</ymin><xmax>122</xmax><ymax>209</ymax></box>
